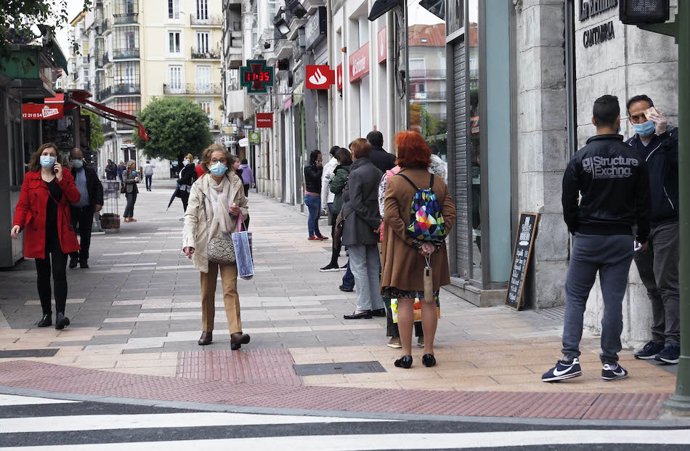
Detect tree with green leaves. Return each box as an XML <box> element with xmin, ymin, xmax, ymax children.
<box><xmin>0</xmin><ymin>1</ymin><xmax>92</xmax><ymax>63</ymax></box>
<box><xmin>133</xmin><ymin>97</ymin><xmax>213</xmax><ymax>161</ymax></box>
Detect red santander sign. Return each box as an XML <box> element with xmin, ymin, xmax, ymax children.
<box><xmin>349</xmin><ymin>42</ymin><xmax>370</xmax><ymax>83</ymax></box>
<box><xmin>256</xmin><ymin>112</ymin><xmax>273</xmax><ymax>128</ymax></box>
<box><xmin>305</xmin><ymin>65</ymin><xmax>335</xmax><ymax>90</ymax></box>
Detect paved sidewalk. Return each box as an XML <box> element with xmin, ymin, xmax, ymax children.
<box><xmin>0</xmin><ymin>179</ymin><xmax>681</xmax><ymax>421</ymax></box>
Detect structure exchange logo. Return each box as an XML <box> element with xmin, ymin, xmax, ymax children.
<box><xmin>581</xmin><ymin>155</ymin><xmax>639</xmax><ymax>179</ymax></box>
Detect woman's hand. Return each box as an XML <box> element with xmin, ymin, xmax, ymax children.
<box><xmin>10</xmin><ymin>225</ymin><xmax>21</xmax><ymax>239</ymax></box>
<box><xmin>228</xmin><ymin>204</ymin><xmax>241</xmax><ymax>216</ymax></box>
<box><xmin>54</xmin><ymin>162</ymin><xmax>63</xmax><ymax>181</ymax></box>
<box><xmin>419</xmin><ymin>242</ymin><xmax>435</xmax><ymax>256</ymax></box>
<box><xmin>183</xmin><ymin>246</ymin><xmax>195</xmax><ymax>259</ymax></box>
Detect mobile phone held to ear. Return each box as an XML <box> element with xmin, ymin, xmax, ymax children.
<box><xmin>53</xmin><ymin>163</ymin><xmax>59</xmax><ymax>174</ymax></box>
<box><xmin>645</xmin><ymin>106</ymin><xmax>660</xmax><ymax>119</ymax></box>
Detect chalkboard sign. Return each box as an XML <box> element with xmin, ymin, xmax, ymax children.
<box><xmin>506</xmin><ymin>212</ymin><xmax>540</xmax><ymax>310</ymax></box>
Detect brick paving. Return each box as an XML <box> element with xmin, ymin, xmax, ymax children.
<box><xmin>0</xmin><ymin>179</ymin><xmax>681</xmax><ymax>421</ymax></box>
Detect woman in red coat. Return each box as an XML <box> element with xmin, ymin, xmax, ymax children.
<box><xmin>11</xmin><ymin>143</ymin><xmax>80</xmax><ymax>329</ymax></box>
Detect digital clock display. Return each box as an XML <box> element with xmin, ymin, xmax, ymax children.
<box><xmin>244</xmin><ymin>71</ymin><xmax>271</xmax><ymax>83</ymax></box>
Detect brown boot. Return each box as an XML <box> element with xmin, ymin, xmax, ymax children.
<box><xmin>230</xmin><ymin>332</ymin><xmax>250</xmax><ymax>350</ymax></box>
<box><xmin>198</xmin><ymin>331</ymin><xmax>212</xmax><ymax>345</ymax></box>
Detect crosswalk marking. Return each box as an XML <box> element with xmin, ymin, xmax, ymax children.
<box><xmin>0</xmin><ymin>412</ymin><xmax>386</xmax><ymax>433</ymax></box>
<box><xmin>0</xmin><ymin>395</ymin><xmax>78</xmax><ymax>406</ymax></box>
<box><xmin>5</xmin><ymin>430</ymin><xmax>690</xmax><ymax>451</ymax></box>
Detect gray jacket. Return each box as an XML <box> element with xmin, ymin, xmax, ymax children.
<box><xmin>341</xmin><ymin>157</ymin><xmax>383</xmax><ymax>247</ymax></box>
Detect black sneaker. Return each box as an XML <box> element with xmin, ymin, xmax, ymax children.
<box><xmin>601</xmin><ymin>363</ymin><xmax>628</xmax><ymax>381</ymax></box>
<box><xmin>319</xmin><ymin>263</ymin><xmax>340</xmax><ymax>272</ymax></box>
<box><xmin>542</xmin><ymin>358</ymin><xmax>582</xmax><ymax>382</ymax></box>
<box><xmin>69</xmin><ymin>259</ymin><xmax>78</xmax><ymax>269</ymax></box>
<box><xmin>634</xmin><ymin>340</ymin><xmax>664</xmax><ymax>360</ymax></box>
<box><xmin>55</xmin><ymin>312</ymin><xmax>70</xmax><ymax>330</ymax></box>
<box><xmin>654</xmin><ymin>343</ymin><xmax>680</xmax><ymax>364</ymax></box>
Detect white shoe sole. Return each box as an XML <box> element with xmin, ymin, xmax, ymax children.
<box><xmin>542</xmin><ymin>371</ymin><xmax>582</xmax><ymax>382</ymax></box>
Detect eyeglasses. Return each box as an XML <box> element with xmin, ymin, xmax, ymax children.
<box><xmin>210</xmin><ymin>158</ymin><xmax>227</xmax><ymax>164</ymax></box>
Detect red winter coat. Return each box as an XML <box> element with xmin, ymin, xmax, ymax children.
<box><xmin>13</xmin><ymin>170</ymin><xmax>81</xmax><ymax>259</ymax></box>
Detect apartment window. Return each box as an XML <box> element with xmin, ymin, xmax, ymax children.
<box><xmin>198</xmin><ymin>101</ymin><xmax>211</xmax><ymax>115</ymax></box>
<box><xmin>168</xmin><ymin>0</ymin><xmax>179</xmax><ymax>19</ymax></box>
<box><xmin>112</xmin><ymin>97</ymin><xmax>140</xmax><ymax>117</ymax></box>
<box><xmin>169</xmin><ymin>65</ymin><xmax>183</xmax><ymax>91</ymax></box>
<box><xmin>196</xmin><ymin>66</ymin><xmax>211</xmax><ymax>92</ymax></box>
<box><xmin>113</xmin><ymin>26</ymin><xmax>140</xmax><ymax>59</ymax></box>
<box><xmin>196</xmin><ymin>0</ymin><xmax>208</xmax><ymax>20</ymax></box>
<box><xmin>169</xmin><ymin>31</ymin><xmax>181</xmax><ymax>54</ymax></box>
<box><xmin>196</xmin><ymin>32</ymin><xmax>209</xmax><ymax>53</ymax></box>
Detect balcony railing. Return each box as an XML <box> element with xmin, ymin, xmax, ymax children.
<box><xmin>191</xmin><ymin>47</ymin><xmax>221</xmax><ymax>59</ymax></box>
<box><xmin>97</xmin><ymin>86</ymin><xmax>112</xmax><ymax>100</ymax></box>
<box><xmin>95</xmin><ymin>52</ymin><xmax>109</xmax><ymax>68</ymax></box>
<box><xmin>113</xmin><ymin>83</ymin><xmax>141</xmax><ymax>95</ymax></box>
<box><xmin>113</xmin><ymin>48</ymin><xmax>140</xmax><ymax>59</ymax></box>
<box><xmin>190</xmin><ymin>14</ymin><xmax>222</xmax><ymax>26</ymax></box>
<box><xmin>163</xmin><ymin>83</ymin><xmax>222</xmax><ymax>95</ymax></box>
<box><xmin>113</xmin><ymin>13</ymin><xmax>138</xmax><ymax>25</ymax></box>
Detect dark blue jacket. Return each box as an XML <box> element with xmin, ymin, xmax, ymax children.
<box><xmin>627</xmin><ymin>126</ymin><xmax>679</xmax><ymax>227</ymax></box>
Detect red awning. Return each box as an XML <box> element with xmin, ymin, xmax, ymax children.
<box><xmin>65</xmin><ymin>90</ymin><xmax>149</xmax><ymax>141</ymax></box>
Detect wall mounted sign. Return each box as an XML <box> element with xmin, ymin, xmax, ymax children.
<box><xmin>579</xmin><ymin>0</ymin><xmax>618</xmax><ymax>21</ymax></box>
<box><xmin>377</xmin><ymin>27</ymin><xmax>387</xmax><ymax>64</ymax></box>
<box><xmin>583</xmin><ymin>20</ymin><xmax>615</xmax><ymax>47</ymax></box>
<box><xmin>305</xmin><ymin>65</ymin><xmax>335</xmax><ymax>89</ymax></box>
<box><xmin>305</xmin><ymin>6</ymin><xmax>327</xmax><ymax>50</ymax></box>
<box><xmin>349</xmin><ymin>42</ymin><xmax>370</xmax><ymax>83</ymax></box>
<box><xmin>22</xmin><ymin>103</ymin><xmax>64</xmax><ymax>120</ymax></box>
<box><xmin>255</xmin><ymin>112</ymin><xmax>274</xmax><ymax>128</ymax></box>
<box><xmin>248</xmin><ymin>131</ymin><xmax>261</xmax><ymax>144</ymax></box>
<box><xmin>336</xmin><ymin>64</ymin><xmax>343</xmax><ymax>91</ymax></box>
<box><xmin>240</xmin><ymin>60</ymin><xmax>275</xmax><ymax>94</ymax></box>
<box><xmin>505</xmin><ymin>212</ymin><xmax>540</xmax><ymax>310</ymax></box>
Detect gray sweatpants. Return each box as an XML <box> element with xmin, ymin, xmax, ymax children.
<box><xmin>562</xmin><ymin>233</ymin><xmax>634</xmax><ymax>364</ymax></box>
<box><xmin>633</xmin><ymin>222</ymin><xmax>680</xmax><ymax>346</ymax></box>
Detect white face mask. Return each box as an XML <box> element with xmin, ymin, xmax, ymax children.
<box><xmin>183</xmin><ymin>159</ymin><xmax>190</xmax><ymax>166</ymax></box>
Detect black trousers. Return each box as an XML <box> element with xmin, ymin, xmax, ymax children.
<box><xmin>35</xmin><ymin>249</ymin><xmax>68</xmax><ymax>315</ymax></box>
<box><xmin>124</xmin><ymin>192</ymin><xmax>137</xmax><ymax>218</ymax></box>
<box><xmin>145</xmin><ymin>175</ymin><xmax>152</xmax><ymax>191</ymax></box>
<box><xmin>243</xmin><ymin>184</ymin><xmax>250</xmax><ymax>196</ymax></box>
<box><xmin>70</xmin><ymin>205</ymin><xmax>94</xmax><ymax>263</ymax></box>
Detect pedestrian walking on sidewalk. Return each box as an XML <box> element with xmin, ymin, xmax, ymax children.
<box><xmin>319</xmin><ymin>146</ymin><xmax>341</xmax><ymax>271</ymax></box>
<box><xmin>303</xmin><ymin>149</ymin><xmax>328</xmax><ymax>240</ymax></box>
<box><xmin>178</xmin><ymin>154</ymin><xmax>197</xmax><ymax>212</ymax></box>
<box><xmin>381</xmin><ymin>131</ymin><xmax>456</xmax><ymax>368</ymax></box>
<box><xmin>122</xmin><ymin>161</ymin><xmax>139</xmax><ymax>222</ymax></box>
<box><xmin>69</xmin><ymin>148</ymin><xmax>103</xmax><ymax>269</ymax></box>
<box><xmin>542</xmin><ymin>95</ymin><xmax>650</xmax><ymax>383</ymax></box>
<box><xmin>342</xmin><ymin>138</ymin><xmax>386</xmax><ymax>320</ymax></box>
<box><xmin>625</xmin><ymin>95</ymin><xmax>680</xmax><ymax>365</ymax></box>
<box><xmin>143</xmin><ymin>160</ymin><xmax>154</xmax><ymax>191</ymax></box>
<box><xmin>105</xmin><ymin>159</ymin><xmax>118</xmax><ymax>180</ymax></box>
<box><xmin>321</xmin><ymin>148</ymin><xmax>351</xmax><ymax>272</ymax></box>
<box><xmin>182</xmin><ymin>144</ymin><xmax>251</xmax><ymax>350</ymax></box>
<box><xmin>11</xmin><ymin>143</ymin><xmax>81</xmax><ymax>330</ymax></box>
<box><xmin>239</xmin><ymin>159</ymin><xmax>255</xmax><ymax>197</ymax></box>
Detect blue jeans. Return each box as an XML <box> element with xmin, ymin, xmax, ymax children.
<box><xmin>304</xmin><ymin>194</ymin><xmax>321</xmax><ymax>237</ymax></box>
<box><xmin>562</xmin><ymin>234</ymin><xmax>634</xmax><ymax>364</ymax></box>
<box><xmin>342</xmin><ymin>258</ymin><xmax>354</xmax><ymax>289</ymax></box>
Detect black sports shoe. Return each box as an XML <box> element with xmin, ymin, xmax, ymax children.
<box><xmin>654</xmin><ymin>344</ymin><xmax>680</xmax><ymax>364</ymax></box>
<box><xmin>80</xmin><ymin>261</ymin><xmax>89</xmax><ymax>269</ymax></box>
<box><xmin>319</xmin><ymin>263</ymin><xmax>340</xmax><ymax>272</ymax></box>
<box><xmin>542</xmin><ymin>358</ymin><xmax>582</xmax><ymax>382</ymax></box>
<box><xmin>634</xmin><ymin>340</ymin><xmax>664</xmax><ymax>360</ymax></box>
<box><xmin>36</xmin><ymin>314</ymin><xmax>52</xmax><ymax>327</ymax></box>
<box><xmin>69</xmin><ymin>259</ymin><xmax>78</xmax><ymax>269</ymax></box>
<box><xmin>601</xmin><ymin>363</ymin><xmax>628</xmax><ymax>381</ymax></box>
<box><xmin>55</xmin><ymin>312</ymin><xmax>70</xmax><ymax>330</ymax></box>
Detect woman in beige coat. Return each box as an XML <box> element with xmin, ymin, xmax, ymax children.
<box><xmin>381</xmin><ymin>131</ymin><xmax>456</xmax><ymax>368</ymax></box>
<box><xmin>182</xmin><ymin>144</ymin><xmax>250</xmax><ymax>350</ymax></box>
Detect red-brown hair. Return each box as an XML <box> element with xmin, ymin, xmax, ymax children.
<box><xmin>394</xmin><ymin>131</ymin><xmax>431</xmax><ymax>169</ymax></box>
<box><xmin>349</xmin><ymin>138</ymin><xmax>371</xmax><ymax>159</ymax></box>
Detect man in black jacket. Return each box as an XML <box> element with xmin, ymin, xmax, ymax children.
<box><xmin>366</xmin><ymin>130</ymin><xmax>396</xmax><ymax>173</ymax></box>
<box><xmin>69</xmin><ymin>148</ymin><xmax>104</xmax><ymax>269</ymax></box>
<box><xmin>626</xmin><ymin>95</ymin><xmax>680</xmax><ymax>365</ymax></box>
<box><xmin>543</xmin><ymin>95</ymin><xmax>650</xmax><ymax>383</ymax></box>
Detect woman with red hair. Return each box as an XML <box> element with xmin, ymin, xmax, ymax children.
<box><xmin>381</xmin><ymin>131</ymin><xmax>456</xmax><ymax>368</ymax></box>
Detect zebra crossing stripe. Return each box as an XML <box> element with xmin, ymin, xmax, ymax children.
<box><xmin>0</xmin><ymin>412</ymin><xmax>387</xmax><ymax>433</ymax></box>
<box><xmin>3</xmin><ymin>429</ymin><xmax>690</xmax><ymax>451</ymax></box>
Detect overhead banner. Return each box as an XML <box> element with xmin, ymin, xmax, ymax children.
<box><xmin>22</xmin><ymin>103</ymin><xmax>64</xmax><ymax>120</ymax></box>
<box><xmin>305</xmin><ymin>65</ymin><xmax>335</xmax><ymax>89</ymax></box>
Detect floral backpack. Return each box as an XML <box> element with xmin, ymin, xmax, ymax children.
<box><xmin>396</xmin><ymin>172</ymin><xmax>446</xmax><ymax>243</ymax></box>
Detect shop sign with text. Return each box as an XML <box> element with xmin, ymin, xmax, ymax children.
<box><xmin>22</xmin><ymin>103</ymin><xmax>64</xmax><ymax>120</ymax></box>
<box><xmin>256</xmin><ymin>112</ymin><xmax>274</xmax><ymax>128</ymax></box>
<box><xmin>349</xmin><ymin>42</ymin><xmax>370</xmax><ymax>83</ymax></box>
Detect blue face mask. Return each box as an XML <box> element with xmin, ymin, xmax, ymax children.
<box><xmin>71</xmin><ymin>159</ymin><xmax>84</xmax><ymax>169</ymax></box>
<box><xmin>209</xmin><ymin>162</ymin><xmax>227</xmax><ymax>177</ymax></box>
<box><xmin>633</xmin><ymin>120</ymin><xmax>655</xmax><ymax>137</ymax></box>
<box><xmin>40</xmin><ymin>155</ymin><xmax>56</xmax><ymax>168</ymax></box>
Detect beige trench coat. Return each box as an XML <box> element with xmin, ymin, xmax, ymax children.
<box><xmin>182</xmin><ymin>172</ymin><xmax>248</xmax><ymax>273</ymax></box>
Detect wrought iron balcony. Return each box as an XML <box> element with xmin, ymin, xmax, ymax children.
<box><xmin>113</xmin><ymin>48</ymin><xmax>140</xmax><ymax>59</ymax></box>
<box><xmin>190</xmin><ymin>14</ymin><xmax>222</xmax><ymax>26</ymax></box>
<box><xmin>163</xmin><ymin>83</ymin><xmax>222</xmax><ymax>95</ymax></box>
<box><xmin>113</xmin><ymin>13</ymin><xmax>138</xmax><ymax>25</ymax></box>
<box><xmin>113</xmin><ymin>83</ymin><xmax>141</xmax><ymax>95</ymax></box>
<box><xmin>191</xmin><ymin>47</ymin><xmax>221</xmax><ymax>59</ymax></box>
<box><xmin>97</xmin><ymin>86</ymin><xmax>112</xmax><ymax>101</ymax></box>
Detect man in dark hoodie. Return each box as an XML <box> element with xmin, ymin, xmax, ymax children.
<box><xmin>365</xmin><ymin>130</ymin><xmax>395</xmax><ymax>173</ymax></box>
<box><xmin>626</xmin><ymin>95</ymin><xmax>680</xmax><ymax>365</ymax></box>
<box><xmin>542</xmin><ymin>95</ymin><xmax>650</xmax><ymax>383</ymax></box>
